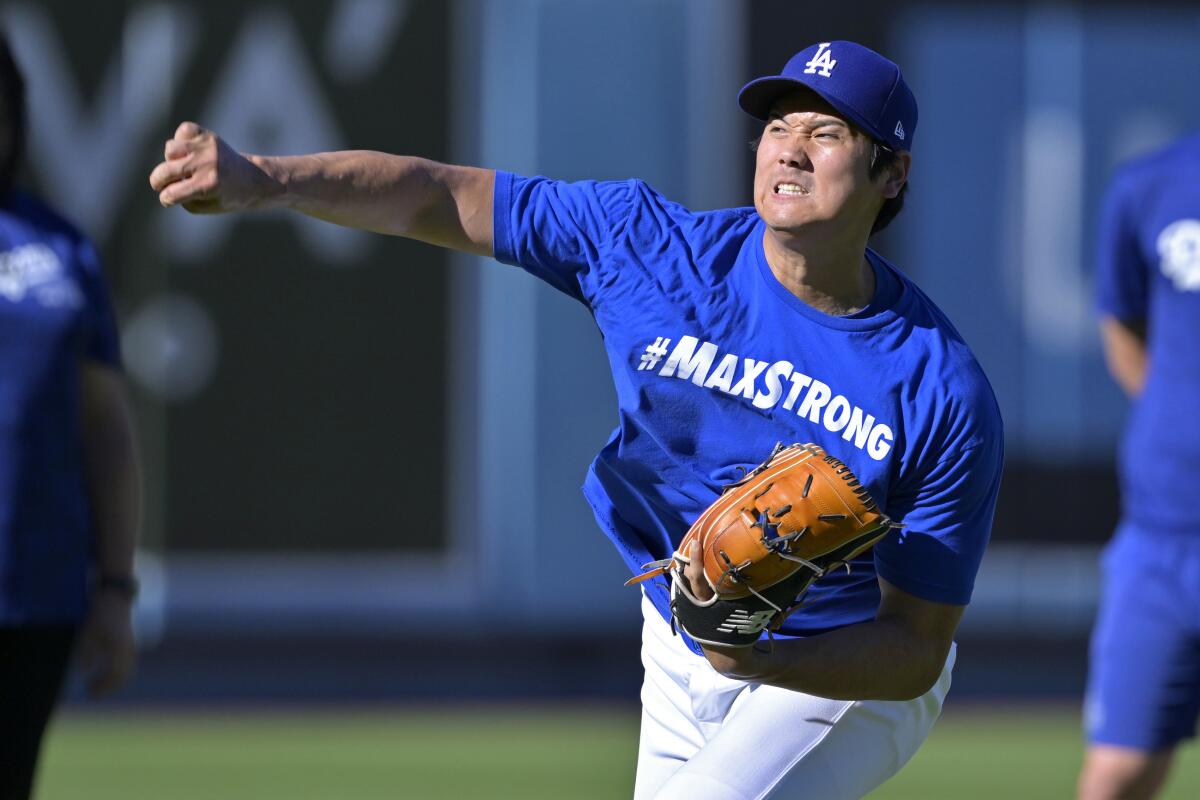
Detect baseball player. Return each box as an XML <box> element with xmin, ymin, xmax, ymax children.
<box><xmin>150</xmin><ymin>40</ymin><xmax>1003</xmax><ymax>798</ymax></box>
<box><xmin>1078</xmin><ymin>132</ymin><xmax>1200</xmax><ymax>800</ymax></box>
<box><xmin>0</xmin><ymin>34</ymin><xmax>141</xmax><ymax>800</ymax></box>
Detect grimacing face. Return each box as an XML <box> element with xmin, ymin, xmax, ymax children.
<box><xmin>752</xmin><ymin>89</ymin><xmax>891</xmax><ymax>239</ymax></box>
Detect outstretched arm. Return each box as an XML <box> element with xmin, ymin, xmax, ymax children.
<box><xmin>149</xmin><ymin>122</ymin><xmax>495</xmax><ymax>257</ymax></box>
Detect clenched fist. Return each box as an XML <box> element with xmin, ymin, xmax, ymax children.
<box><xmin>148</xmin><ymin>122</ymin><xmax>278</xmax><ymax>213</ymax></box>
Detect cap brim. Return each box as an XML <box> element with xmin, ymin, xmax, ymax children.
<box><xmin>738</xmin><ymin>76</ymin><xmax>814</xmax><ymax>120</ymax></box>
<box><xmin>737</xmin><ymin>76</ymin><xmax>884</xmax><ymax>145</ymax></box>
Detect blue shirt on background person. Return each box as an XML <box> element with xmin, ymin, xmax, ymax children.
<box><xmin>1095</xmin><ymin>132</ymin><xmax>1200</xmax><ymax>536</ymax></box>
<box><xmin>0</xmin><ymin>189</ymin><xmax>122</xmax><ymax>624</ymax></box>
<box><xmin>1080</xmin><ymin>133</ymin><xmax>1200</xmax><ymax>798</ymax></box>
<box><xmin>0</xmin><ymin>31</ymin><xmax>141</xmax><ymax>800</ymax></box>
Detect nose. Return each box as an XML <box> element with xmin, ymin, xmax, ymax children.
<box><xmin>776</xmin><ymin>137</ymin><xmax>812</xmax><ymax>170</ymax></box>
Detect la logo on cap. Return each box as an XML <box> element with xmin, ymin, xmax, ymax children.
<box><xmin>803</xmin><ymin>43</ymin><xmax>837</xmax><ymax>77</ymax></box>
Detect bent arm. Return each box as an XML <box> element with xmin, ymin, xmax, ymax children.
<box><xmin>701</xmin><ymin>577</ymin><xmax>963</xmax><ymax>701</ymax></box>
<box><xmin>1099</xmin><ymin>314</ymin><xmax>1147</xmax><ymax>398</ymax></box>
<box><xmin>149</xmin><ymin>122</ymin><xmax>495</xmax><ymax>257</ymax></box>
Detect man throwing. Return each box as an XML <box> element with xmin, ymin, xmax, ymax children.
<box><xmin>151</xmin><ymin>40</ymin><xmax>1003</xmax><ymax>799</ymax></box>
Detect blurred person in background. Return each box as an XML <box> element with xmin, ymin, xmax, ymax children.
<box><xmin>1079</xmin><ymin>132</ymin><xmax>1200</xmax><ymax>800</ymax></box>
<box><xmin>150</xmin><ymin>40</ymin><xmax>1002</xmax><ymax>799</ymax></box>
<box><xmin>0</xmin><ymin>33</ymin><xmax>141</xmax><ymax>800</ymax></box>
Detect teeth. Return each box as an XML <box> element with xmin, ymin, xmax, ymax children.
<box><xmin>775</xmin><ymin>183</ymin><xmax>807</xmax><ymax>195</ymax></box>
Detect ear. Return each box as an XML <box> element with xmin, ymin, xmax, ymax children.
<box><xmin>880</xmin><ymin>151</ymin><xmax>911</xmax><ymax>200</ymax></box>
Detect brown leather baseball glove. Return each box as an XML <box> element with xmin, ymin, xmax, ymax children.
<box><xmin>627</xmin><ymin>443</ymin><xmax>897</xmax><ymax>647</ymax></box>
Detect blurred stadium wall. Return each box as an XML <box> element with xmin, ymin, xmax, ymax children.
<box><xmin>4</xmin><ymin>0</ymin><xmax>1200</xmax><ymax>702</ymax></box>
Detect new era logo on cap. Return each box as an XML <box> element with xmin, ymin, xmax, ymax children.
<box><xmin>737</xmin><ymin>40</ymin><xmax>918</xmax><ymax>152</ymax></box>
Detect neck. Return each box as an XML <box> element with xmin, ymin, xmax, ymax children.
<box><xmin>762</xmin><ymin>227</ymin><xmax>876</xmax><ymax>316</ymax></box>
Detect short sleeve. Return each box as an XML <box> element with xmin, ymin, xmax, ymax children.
<box><xmin>1094</xmin><ymin>171</ymin><xmax>1149</xmax><ymax>322</ymax></box>
<box><xmin>873</xmin><ymin>426</ymin><xmax>1004</xmax><ymax>606</ymax></box>
<box><xmin>492</xmin><ymin>171</ymin><xmax>636</xmax><ymax>304</ymax></box>
<box><xmin>74</xmin><ymin>237</ymin><xmax>121</xmax><ymax>367</ymax></box>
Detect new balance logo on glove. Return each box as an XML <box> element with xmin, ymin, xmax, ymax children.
<box><xmin>716</xmin><ymin>609</ymin><xmax>776</xmax><ymax>636</ymax></box>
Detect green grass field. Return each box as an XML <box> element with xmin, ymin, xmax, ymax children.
<box><xmin>36</xmin><ymin>705</ymin><xmax>1200</xmax><ymax>799</ymax></box>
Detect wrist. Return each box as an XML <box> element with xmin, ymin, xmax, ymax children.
<box><xmin>702</xmin><ymin>641</ymin><xmax>773</xmax><ymax>681</ymax></box>
<box><xmin>95</xmin><ymin>573</ymin><xmax>139</xmax><ymax>601</ymax></box>
<box><xmin>247</xmin><ymin>154</ymin><xmax>288</xmax><ymax>210</ymax></box>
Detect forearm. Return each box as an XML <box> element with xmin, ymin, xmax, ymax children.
<box><xmin>151</xmin><ymin>124</ymin><xmax>497</xmax><ymax>255</ymax></box>
<box><xmin>1107</xmin><ymin>352</ymin><xmax>1147</xmax><ymax>398</ymax></box>
<box><xmin>84</xmin><ymin>415</ymin><xmax>141</xmax><ymax>579</ymax></box>
<box><xmin>1099</xmin><ymin>316</ymin><xmax>1147</xmax><ymax>397</ymax></box>
<box><xmin>704</xmin><ymin>617</ymin><xmax>949</xmax><ymax>701</ymax></box>
<box><xmin>79</xmin><ymin>386</ymin><xmax>141</xmax><ymax>696</ymax></box>
<box><xmin>253</xmin><ymin>152</ymin><xmax>494</xmax><ymax>253</ymax></box>
<box><xmin>80</xmin><ymin>367</ymin><xmax>142</xmax><ymax>581</ymax></box>
<box><xmin>678</xmin><ymin>543</ymin><xmax>959</xmax><ymax>701</ymax></box>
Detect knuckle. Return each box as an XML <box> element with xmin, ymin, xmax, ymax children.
<box><xmin>175</xmin><ymin>120</ymin><xmax>196</xmax><ymax>138</ymax></box>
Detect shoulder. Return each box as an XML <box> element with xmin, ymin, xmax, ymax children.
<box><xmin>1</xmin><ymin>190</ymin><xmax>95</xmax><ymax>256</ymax></box>
<box><xmin>921</xmin><ymin>348</ymin><xmax>1001</xmax><ymax>454</ymax></box>
<box><xmin>617</xmin><ymin>181</ymin><xmax>758</xmax><ymax>233</ymax></box>
<box><xmin>596</xmin><ymin>179</ymin><xmax>760</xmax><ymax>254</ymax></box>
<box><xmin>3</xmin><ymin>190</ymin><xmax>85</xmax><ymax>237</ymax></box>
<box><xmin>878</xmin><ymin>255</ymin><xmax>1003</xmax><ymax>445</ymax></box>
<box><xmin>1106</xmin><ymin>133</ymin><xmax>1200</xmax><ymax>199</ymax></box>
<box><xmin>499</xmin><ymin>171</ymin><xmax>756</xmax><ymax>232</ymax></box>
<box><xmin>687</xmin><ymin>204</ymin><xmax>761</xmax><ymax>236</ymax></box>
<box><xmin>1</xmin><ymin>192</ymin><xmax>106</xmax><ymax>289</ymax></box>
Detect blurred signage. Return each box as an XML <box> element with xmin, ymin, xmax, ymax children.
<box><xmin>6</xmin><ymin>0</ymin><xmax>452</xmax><ymax>553</ymax></box>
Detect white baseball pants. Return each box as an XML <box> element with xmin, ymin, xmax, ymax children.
<box><xmin>633</xmin><ymin>593</ymin><xmax>954</xmax><ymax>799</ymax></box>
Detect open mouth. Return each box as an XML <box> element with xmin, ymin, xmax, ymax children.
<box><xmin>773</xmin><ymin>182</ymin><xmax>809</xmax><ymax>196</ymax></box>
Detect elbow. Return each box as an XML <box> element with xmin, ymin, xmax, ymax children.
<box><xmin>872</xmin><ymin>676</ymin><xmax>936</xmax><ymax>702</ymax></box>
<box><xmin>888</xmin><ymin>672</ymin><xmax>939</xmax><ymax>701</ymax></box>
<box><xmin>702</xmin><ymin>647</ymin><xmax>766</xmax><ymax>682</ymax></box>
<box><xmin>84</xmin><ymin>415</ymin><xmax>137</xmax><ymax>465</ymax></box>
<box><xmin>886</xmin><ymin>652</ymin><xmax>947</xmax><ymax>701</ymax></box>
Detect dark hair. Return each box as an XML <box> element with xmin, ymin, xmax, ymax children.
<box><xmin>0</xmin><ymin>34</ymin><xmax>25</xmax><ymax>195</ymax></box>
<box><xmin>868</xmin><ymin>142</ymin><xmax>907</xmax><ymax>234</ymax></box>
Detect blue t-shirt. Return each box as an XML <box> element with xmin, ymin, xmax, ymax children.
<box><xmin>0</xmin><ymin>190</ymin><xmax>121</xmax><ymax>624</ymax></box>
<box><xmin>494</xmin><ymin>172</ymin><xmax>1004</xmax><ymax>647</ymax></box>
<box><xmin>1095</xmin><ymin>133</ymin><xmax>1200</xmax><ymax>536</ymax></box>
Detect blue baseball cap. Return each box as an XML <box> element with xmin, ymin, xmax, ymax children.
<box><xmin>738</xmin><ymin>41</ymin><xmax>917</xmax><ymax>152</ymax></box>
